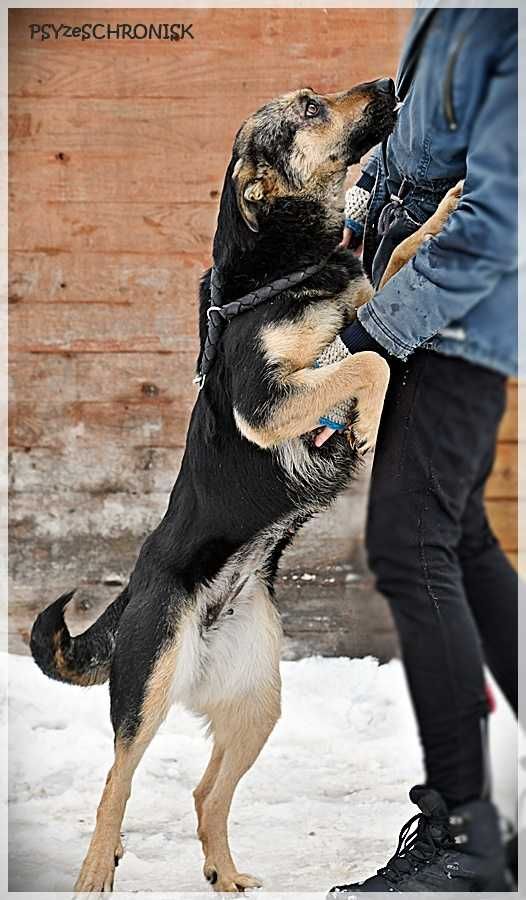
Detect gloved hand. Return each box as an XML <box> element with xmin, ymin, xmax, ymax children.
<box><xmin>341</xmin><ymin>183</ymin><xmax>371</xmax><ymax>249</ymax></box>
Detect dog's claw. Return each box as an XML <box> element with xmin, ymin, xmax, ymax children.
<box><xmin>204</xmin><ymin>865</ymin><xmax>262</xmax><ymax>892</ymax></box>
<box><xmin>205</xmin><ymin>869</ymin><xmax>218</xmax><ymax>884</ymax></box>
<box><xmin>234</xmin><ymin>873</ymin><xmax>263</xmax><ymax>890</ymax></box>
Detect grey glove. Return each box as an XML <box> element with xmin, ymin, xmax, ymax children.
<box><xmin>315</xmin><ymin>336</ymin><xmax>355</xmax><ymax>430</ymax></box>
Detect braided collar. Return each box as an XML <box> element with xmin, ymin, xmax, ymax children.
<box><xmin>195</xmin><ymin>250</ymin><xmax>336</xmax><ymax>389</ymax></box>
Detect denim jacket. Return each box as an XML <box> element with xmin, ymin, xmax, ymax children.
<box><xmin>357</xmin><ymin>8</ymin><xmax>518</xmax><ymax>377</ymax></box>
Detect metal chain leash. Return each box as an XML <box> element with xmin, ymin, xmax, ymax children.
<box><xmin>195</xmin><ymin>251</ymin><xmax>336</xmax><ymax>389</ymax></box>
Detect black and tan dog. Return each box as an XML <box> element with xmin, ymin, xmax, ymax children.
<box><xmin>30</xmin><ymin>78</ymin><xmax>460</xmax><ymax>893</ymax></box>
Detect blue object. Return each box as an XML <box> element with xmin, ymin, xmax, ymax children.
<box><xmin>319</xmin><ymin>416</ymin><xmax>345</xmax><ymax>431</ymax></box>
<box><xmin>344</xmin><ymin>217</ymin><xmax>364</xmax><ymax>239</ymax></box>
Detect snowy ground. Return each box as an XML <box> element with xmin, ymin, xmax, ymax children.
<box><xmin>7</xmin><ymin>651</ymin><xmax>517</xmax><ymax>895</ymax></box>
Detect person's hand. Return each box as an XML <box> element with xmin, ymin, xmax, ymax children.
<box><xmin>338</xmin><ymin>226</ymin><xmax>363</xmax><ymax>254</ymax></box>
<box><xmin>313</xmin><ymin>425</ymin><xmax>338</xmax><ymax>447</ymax></box>
<box><xmin>338</xmin><ymin>226</ymin><xmax>353</xmax><ymax>250</ymax></box>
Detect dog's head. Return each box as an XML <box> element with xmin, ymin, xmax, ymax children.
<box><xmin>227</xmin><ymin>77</ymin><xmax>397</xmax><ymax>234</ymax></box>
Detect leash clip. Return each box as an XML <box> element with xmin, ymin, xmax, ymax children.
<box><xmin>207</xmin><ymin>305</ymin><xmax>224</xmax><ymax>322</ymax></box>
<box><xmin>192</xmin><ymin>372</ymin><xmax>206</xmax><ymax>390</ymax></box>
<box><xmin>389</xmin><ymin>176</ymin><xmax>409</xmax><ymax>205</ymax></box>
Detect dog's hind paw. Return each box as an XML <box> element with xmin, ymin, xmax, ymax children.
<box><xmin>205</xmin><ymin>865</ymin><xmax>262</xmax><ymax>892</ymax></box>
<box><xmin>229</xmin><ymin>873</ymin><xmax>262</xmax><ymax>892</ymax></box>
<box><xmin>73</xmin><ymin>852</ymin><xmax>118</xmax><ymax>895</ymax></box>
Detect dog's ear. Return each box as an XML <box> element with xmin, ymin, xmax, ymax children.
<box><xmin>232</xmin><ymin>157</ymin><xmax>266</xmax><ymax>233</ymax></box>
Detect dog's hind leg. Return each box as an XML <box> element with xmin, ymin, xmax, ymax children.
<box><xmin>190</xmin><ymin>576</ymin><xmax>282</xmax><ymax>892</ymax></box>
<box><xmin>73</xmin><ymin>733</ymin><xmax>151</xmax><ymax>894</ymax></box>
<box><xmin>197</xmin><ymin>685</ymin><xmax>281</xmax><ymax>892</ymax></box>
<box><xmin>171</xmin><ymin>571</ymin><xmax>283</xmax><ymax>892</ymax></box>
<box><xmin>193</xmin><ymin>741</ymin><xmax>225</xmax><ymax>845</ymax></box>
<box><xmin>74</xmin><ymin>601</ymin><xmax>179</xmax><ymax>893</ymax></box>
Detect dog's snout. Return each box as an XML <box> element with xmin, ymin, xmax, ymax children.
<box><xmin>373</xmin><ymin>77</ymin><xmax>396</xmax><ymax>96</ymax></box>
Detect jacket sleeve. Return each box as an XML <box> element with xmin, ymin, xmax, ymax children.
<box><xmin>357</xmin><ymin>31</ymin><xmax>517</xmax><ymax>360</ymax></box>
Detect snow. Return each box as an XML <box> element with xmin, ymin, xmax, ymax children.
<box><xmin>6</xmin><ymin>651</ymin><xmax>517</xmax><ymax>895</ymax></box>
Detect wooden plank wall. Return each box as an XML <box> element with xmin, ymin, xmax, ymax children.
<box><xmin>487</xmin><ymin>382</ymin><xmax>518</xmax><ymax>572</ymax></box>
<box><xmin>8</xmin><ymin>8</ymin><xmax>517</xmax><ymax>658</ymax></box>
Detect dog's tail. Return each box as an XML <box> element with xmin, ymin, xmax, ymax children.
<box><xmin>30</xmin><ymin>586</ymin><xmax>130</xmax><ymax>686</ymax></box>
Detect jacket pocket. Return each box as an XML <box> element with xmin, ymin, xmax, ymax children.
<box><xmin>442</xmin><ymin>31</ymin><xmax>468</xmax><ymax>131</ymax></box>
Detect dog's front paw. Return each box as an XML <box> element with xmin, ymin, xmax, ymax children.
<box><xmin>346</xmin><ymin>353</ymin><xmax>390</xmax><ymax>455</ymax></box>
<box><xmin>426</xmin><ymin>179</ymin><xmax>464</xmax><ymax>235</ymax></box>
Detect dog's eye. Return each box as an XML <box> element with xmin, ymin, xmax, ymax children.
<box><xmin>305</xmin><ymin>100</ymin><xmax>320</xmax><ymax>118</ymax></box>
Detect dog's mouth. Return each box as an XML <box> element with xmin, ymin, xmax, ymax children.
<box><xmin>344</xmin><ymin>95</ymin><xmax>399</xmax><ymax>166</ymax></box>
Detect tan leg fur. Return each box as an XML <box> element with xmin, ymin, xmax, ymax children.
<box><xmin>378</xmin><ymin>180</ymin><xmax>464</xmax><ymax>290</ymax></box>
<box><xmin>235</xmin><ymin>350</ymin><xmax>390</xmax><ymax>453</ymax></box>
<box><xmin>73</xmin><ymin>737</ymin><xmax>147</xmax><ymax>894</ymax></box>
<box><xmin>196</xmin><ymin>687</ymin><xmax>281</xmax><ymax>892</ymax></box>
<box><xmin>74</xmin><ymin>643</ymin><xmax>178</xmax><ymax>894</ymax></box>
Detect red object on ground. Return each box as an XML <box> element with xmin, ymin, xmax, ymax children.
<box><xmin>485</xmin><ymin>682</ymin><xmax>497</xmax><ymax>713</ymax></box>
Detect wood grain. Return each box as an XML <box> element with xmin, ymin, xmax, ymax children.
<box><xmin>10</xmin><ymin>296</ymin><xmax>199</xmax><ymax>352</ymax></box>
<box><xmin>498</xmin><ymin>380</ymin><xmax>518</xmax><ymax>442</ymax></box>
<box><xmin>9</xmin><ymin>445</ymin><xmax>184</xmax><ymax>494</ymax></box>
<box><xmin>9</xmin><ymin>351</ymin><xmax>197</xmax><ymax>402</ymax></box>
<box><xmin>10</xmin><ymin>197</ymin><xmax>217</xmax><ymax>256</ymax></box>
<box><xmin>10</xmin><ymin>399</ymin><xmax>192</xmax><ymax>449</ymax></box>
<box><xmin>9</xmin><ymin>251</ymin><xmax>206</xmax><ymax>305</ymax></box>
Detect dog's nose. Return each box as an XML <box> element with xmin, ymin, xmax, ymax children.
<box><xmin>373</xmin><ymin>77</ymin><xmax>396</xmax><ymax>96</ymax></box>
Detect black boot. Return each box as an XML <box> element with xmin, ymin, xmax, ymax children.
<box><xmin>329</xmin><ymin>785</ymin><xmax>514</xmax><ymax>894</ymax></box>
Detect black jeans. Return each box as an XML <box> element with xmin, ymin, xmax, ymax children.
<box><xmin>367</xmin><ymin>349</ymin><xmax>517</xmax><ymax>808</ymax></box>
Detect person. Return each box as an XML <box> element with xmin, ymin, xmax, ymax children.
<box><xmin>315</xmin><ymin>7</ymin><xmax>518</xmax><ymax>894</ymax></box>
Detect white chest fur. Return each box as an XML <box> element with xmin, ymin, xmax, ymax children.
<box><xmin>170</xmin><ymin>568</ymin><xmax>282</xmax><ymax>717</ymax></box>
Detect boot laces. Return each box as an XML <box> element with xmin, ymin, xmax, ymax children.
<box><xmin>378</xmin><ymin>811</ymin><xmax>452</xmax><ymax>884</ymax></box>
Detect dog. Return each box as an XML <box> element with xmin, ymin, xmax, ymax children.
<box><xmin>30</xmin><ymin>78</ymin><xmax>460</xmax><ymax>893</ymax></box>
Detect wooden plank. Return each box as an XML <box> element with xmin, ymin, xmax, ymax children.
<box><xmin>8</xmin><ymin>8</ymin><xmax>411</xmax><ymax>42</ymax></box>
<box><xmin>9</xmin><ymin>351</ymin><xmax>197</xmax><ymax>403</ymax></box>
<box><xmin>498</xmin><ymin>380</ymin><xmax>518</xmax><ymax>442</ymax></box>
<box><xmin>9</xmin><ymin>486</ymin><xmax>369</xmax><ymax>594</ymax></box>
<box><xmin>9</xmin><ymin>297</ymin><xmax>199</xmax><ymax>352</ymax></box>
<box><xmin>9</xmin><ymin>251</ymin><xmax>206</xmax><ymax>305</ymax></box>
<box><xmin>9</xmin><ymin>148</ymin><xmax>226</xmax><ymax>206</ymax></box>
<box><xmin>9</xmin><ymin>399</ymin><xmax>192</xmax><ymax>449</ymax></box>
<box><xmin>9</xmin><ymin>445</ymin><xmax>184</xmax><ymax>494</ymax></box>
<box><xmin>9</xmin><ymin>198</ymin><xmax>216</xmax><ymax>256</ymax></box>
<box><xmin>486</xmin><ymin>499</ymin><xmax>517</xmax><ymax>552</ymax></box>
<box><xmin>486</xmin><ymin>442</ymin><xmax>517</xmax><ymax>500</ymax></box>
<box><xmin>8</xmin><ymin>98</ymin><xmax>243</xmax><ymax>205</ymax></box>
<box><xmin>9</xmin><ymin>491</ymin><xmax>167</xmax><ymax>548</ymax></box>
<box><xmin>7</xmin><ymin>103</ymin><xmax>370</xmax><ymax>206</ymax></box>
<box><xmin>8</xmin><ymin>96</ymin><xmax>239</xmax><ymax>152</ymax></box>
